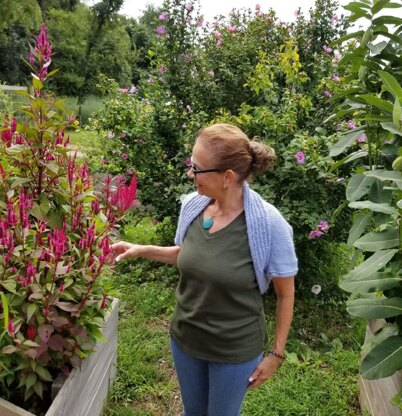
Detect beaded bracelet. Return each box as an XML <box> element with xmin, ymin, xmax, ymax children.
<box><xmin>268</xmin><ymin>350</ymin><xmax>285</xmax><ymax>360</ymax></box>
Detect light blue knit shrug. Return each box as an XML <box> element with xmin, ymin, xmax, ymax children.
<box><xmin>174</xmin><ymin>182</ymin><xmax>298</xmax><ymax>294</ymax></box>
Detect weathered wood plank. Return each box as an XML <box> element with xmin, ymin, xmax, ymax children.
<box><xmin>0</xmin><ymin>398</ymin><xmax>35</xmax><ymax>416</ymax></box>
<box><xmin>0</xmin><ymin>85</ymin><xmax>28</xmax><ymax>91</ymax></box>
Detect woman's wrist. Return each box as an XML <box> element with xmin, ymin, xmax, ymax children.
<box><xmin>267</xmin><ymin>349</ymin><xmax>285</xmax><ymax>360</ymax></box>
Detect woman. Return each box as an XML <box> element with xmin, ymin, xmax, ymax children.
<box><xmin>112</xmin><ymin>124</ymin><xmax>298</xmax><ymax>416</ymax></box>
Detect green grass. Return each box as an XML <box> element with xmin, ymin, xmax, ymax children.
<box><xmin>101</xmin><ymin>218</ymin><xmax>366</xmax><ymax>416</ymax></box>
<box><xmin>68</xmin><ymin>129</ymin><xmax>102</xmax><ymax>150</ymax></box>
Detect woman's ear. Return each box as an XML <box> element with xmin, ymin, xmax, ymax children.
<box><xmin>223</xmin><ymin>169</ymin><xmax>236</xmax><ymax>188</ymax></box>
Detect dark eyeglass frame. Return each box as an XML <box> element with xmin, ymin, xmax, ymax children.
<box><xmin>188</xmin><ymin>164</ymin><xmax>223</xmax><ymax>175</ymax></box>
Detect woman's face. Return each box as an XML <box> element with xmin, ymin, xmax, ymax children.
<box><xmin>188</xmin><ymin>140</ymin><xmax>224</xmax><ymax>198</ymax></box>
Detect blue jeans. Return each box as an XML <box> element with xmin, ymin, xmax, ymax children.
<box><xmin>170</xmin><ymin>337</ymin><xmax>263</xmax><ymax>416</ymax></box>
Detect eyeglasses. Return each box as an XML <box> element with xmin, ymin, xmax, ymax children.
<box><xmin>188</xmin><ymin>164</ymin><xmax>222</xmax><ymax>175</ymax></box>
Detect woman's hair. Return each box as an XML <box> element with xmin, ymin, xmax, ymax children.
<box><xmin>196</xmin><ymin>123</ymin><xmax>276</xmax><ymax>181</ymax></box>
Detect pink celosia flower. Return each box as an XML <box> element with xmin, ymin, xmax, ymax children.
<box><xmin>109</xmin><ymin>175</ymin><xmax>138</xmax><ymax>215</ymax></box>
<box><xmin>27</xmin><ymin>325</ymin><xmax>36</xmax><ymax>340</ymax></box>
<box><xmin>8</xmin><ymin>320</ymin><xmax>15</xmax><ymax>336</ymax></box>
<box><xmin>295</xmin><ymin>151</ymin><xmax>305</xmax><ymax>164</ymax></box>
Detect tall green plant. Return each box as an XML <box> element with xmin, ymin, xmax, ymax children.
<box><xmin>327</xmin><ymin>0</ymin><xmax>402</xmax><ymax>402</ymax></box>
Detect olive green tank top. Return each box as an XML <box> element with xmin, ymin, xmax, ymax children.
<box><xmin>170</xmin><ymin>211</ymin><xmax>266</xmax><ymax>363</ymax></box>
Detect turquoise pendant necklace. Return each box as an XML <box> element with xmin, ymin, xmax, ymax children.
<box><xmin>202</xmin><ymin>202</ymin><xmax>242</xmax><ymax>230</ymax></box>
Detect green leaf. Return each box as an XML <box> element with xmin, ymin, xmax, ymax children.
<box><xmin>373</xmin><ymin>31</ymin><xmax>402</xmax><ymax>45</ymax></box>
<box><xmin>331</xmin><ymin>30</ymin><xmax>365</xmax><ymax>46</ymax></box>
<box><xmin>381</xmin><ymin>122</ymin><xmax>402</xmax><ymax>136</ymax></box>
<box><xmin>393</xmin><ymin>98</ymin><xmax>402</xmax><ymax>128</ymax></box>
<box><xmin>368</xmin><ymin>40</ymin><xmax>387</xmax><ymax>55</ymax></box>
<box><xmin>371</xmin><ymin>0</ymin><xmax>391</xmax><ymax>14</ymax></box>
<box><xmin>347</xmin><ymin>210</ymin><xmax>373</xmax><ymax>248</ymax></box>
<box><xmin>33</xmin><ymin>381</ymin><xmax>44</xmax><ymax>398</ymax></box>
<box><xmin>346</xmin><ymin>174</ymin><xmax>376</xmax><ymax>201</ymax></box>
<box><xmin>36</xmin><ymin>366</ymin><xmax>53</xmax><ymax>382</ymax></box>
<box><xmin>32</xmin><ymin>77</ymin><xmax>43</xmax><ymax>91</ymax></box>
<box><xmin>329</xmin><ymin>130</ymin><xmax>363</xmax><ymax>157</ymax></box>
<box><xmin>340</xmin><ymin>271</ymin><xmax>402</xmax><ymax>292</ymax></box>
<box><xmin>360</xmin><ymin>335</ymin><xmax>402</xmax><ymax>379</ymax></box>
<box><xmin>10</xmin><ymin>177</ymin><xmax>33</xmax><ymax>189</ymax></box>
<box><xmin>354</xmin><ymin>229</ymin><xmax>399</xmax><ymax>251</ymax></box>
<box><xmin>349</xmin><ymin>201</ymin><xmax>397</xmax><ymax>214</ymax></box>
<box><xmin>372</xmin><ymin>15</ymin><xmax>402</xmax><ymax>26</ymax></box>
<box><xmin>0</xmin><ymin>292</ymin><xmax>9</xmax><ymax>331</ymax></box>
<box><xmin>0</xmin><ymin>281</ymin><xmax>17</xmax><ymax>295</ymax></box>
<box><xmin>344</xmin><ymin>249</ymin><xmax>398</xmax><ymax>281</ymax></box>
<box><xmin>379</xmin><ymin>71</ymin><xmax>402</xmax><ymax>101</ymax></box>
<box><xmin>330</xmin><ymin>150</ymin><xmax>368</xmax><ymax>172</ymax></box>
<box><xmin>6</xmin><ymin>144</ymin><xmax>29</xmax><ymax>155</ymax></box>
<box><xmin>26</xmin><ymin>372</ymin><xmax>37</xmax><ymax>390</ymax></box>
<box><xmin>347</xmin><ymin>297</ymin><xmax>402</xmax><ymax>319</ymax></box>
<box><xmin>358</xmin><ymin>94</ymin><xmax>393</xmax><ymax>112</ymax></box>
<box><xmin>365</xmin><ymin>169</ymin><xmax>402</xmax><ymax>186</ymax></box>
<box><xmin>27</xmin><ymin>303</ymin><xmax>37</xmax><ymax>322</ymax></box>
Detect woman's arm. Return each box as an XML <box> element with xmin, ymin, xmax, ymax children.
<box><xmin>248</xmin><ymin>276</ymin><xmax>295</xmax><ymax>388</ymax></box>
<box><xmin>111</xmin><ymin>242</ymin><xmax>181</xmax><ymax>266</ymax></box>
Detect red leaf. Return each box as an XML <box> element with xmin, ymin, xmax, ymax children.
<box><xmin>38</xmin><ymin>324</ymin><xmax>54</xmax><ymax>343</ymax></box>
<box><xmin>48</xmin><ymin>334</ymin><xmax>64</xmax><ymax>352</ymax></box>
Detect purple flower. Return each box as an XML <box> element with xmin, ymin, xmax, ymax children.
<box><xmin>213</xmin><ymin>30</ymin><xmax>221</xmax><ymax>38</ymax></box>
<box><xmin>142</xmin><ymin>99</ymin><xmax>151</xmax><ymax>105</ymax></box>
<box><xmin>337</xmin><ymin>177</ymin><xmax>345</xmax><ymax>184</ymax></box>
<box><xmin>227</xmin><ymin>25</ymin><xmax>237</xmax><ymax>33</ymax></box>
<box><xmin>333</xmin><ymin>51</ymin><xmax>341</xmax><ymax>62</ymax></box>
<box><xmin>347</xmin><ymin>120</ymin><xmax>356</xmax><ymax>130</ymax></box>
<box><xmin>158</xmin><ymin>65</ymin><xmax>167</xmax><ymax>74</ymax></box>
<box><xmin>182</xmin><ymin>123</ymin><xmax>187</xmax><ymax>129</ymax></box>
<box><xmin>197</xmin><ymin>18</ymin><xmax>205</xmax><ymax>27</ymax></box>
<box><xmin>185</xmin><ymin>3</ymin><xmax>193</xmax><ymax>12</ymax></box>
<box><xmin>122</xmin><ymin>153</ymin><xmax>128</xmax><ymax>160</ymax></box>
<box><xmin>212</xmin><ymin>21</ymin><xmax>219</xmax><ymax>27</ymax></box>
<box><xmin>336</xmin><ymin>124</ymin><xmax>342</xmax><ymax>131</ymax></box>
<box><xmin>357</xmin><ymin>133</ymin><xmax>366</xmax><ymax>143</ymax></box>
<box><xmin>119</xmin><ymin>88</ymin><xmax>128</xmax><ymax>93</ymax></box>
<box><xmin>257</xmin><ymin>11</ymin><xmax>264</xmax><ymax>17</ymax></box>
<box><xmin>147</xmin><ymin>77</ymin><xmax>153</xmax><ymax>83</ymax></box>
<box><xmin>216</xmin><ymin>39</ymin><xmax>223</xmax><ymax>47</ymax></box>
<box><xmin>309</xmin><ymin>230</ymin><xmax>324</xmax><ymax>239</ymax></box>
<box><xmin>331</xmin><ymin>15</ymin><xmax>339</xmax><ymax>26</ymax></box>
<box><xmin>295</xmin><ymin>151</ymin><xmax>305</xmax><ymax>164</ymax></box>
<box><xmin>324</xmin><ymin>90</ymin><xmax>332</xmax><ymax>97</ymax></box>
<box><xmin>332</xmin><ymin>74</ymin><xmax>340</xmax><ymax>82</ymax></box>
<box><xmin>159</xmin><ymin>12</ymin><xmax>169</xmax><ymax>21</ymax></box>
<box><xmin>108</xmin><ymin>132</ymin><xmax>115</xmax><ymax>139</ymax></box>
<box><xmin>156</xmin><ymin>26</ymin><xmax>166</xmax><ymax>36</ymax></box>
<box><xmin>323</xmin><ymin>45</ymin><xmax>333</xmax><ymax>53</ymax></box>
<box><xmin>318</xmin><ymin>220</ymin><xmax>329</xmax><ymax>231</ymax></box>
<box><xmin>126</xmin><ymin>168</ymin><xmax>133</xmax><ymax>175</ymax></box>
<box><xmin>129</xmin><ymin>85</ymin><xmax>137</xmax><ymax>94</ymax></box>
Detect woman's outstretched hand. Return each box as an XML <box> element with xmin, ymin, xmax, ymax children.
<box><xmin>111</xmin><ymin>241</ymin><xmax>143</xmax><ymax>263</ymax></box>
<box><xmin>247</xmin><ymin>356</ymin><xmax>282</xmax><ymax>388</ymax></box>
